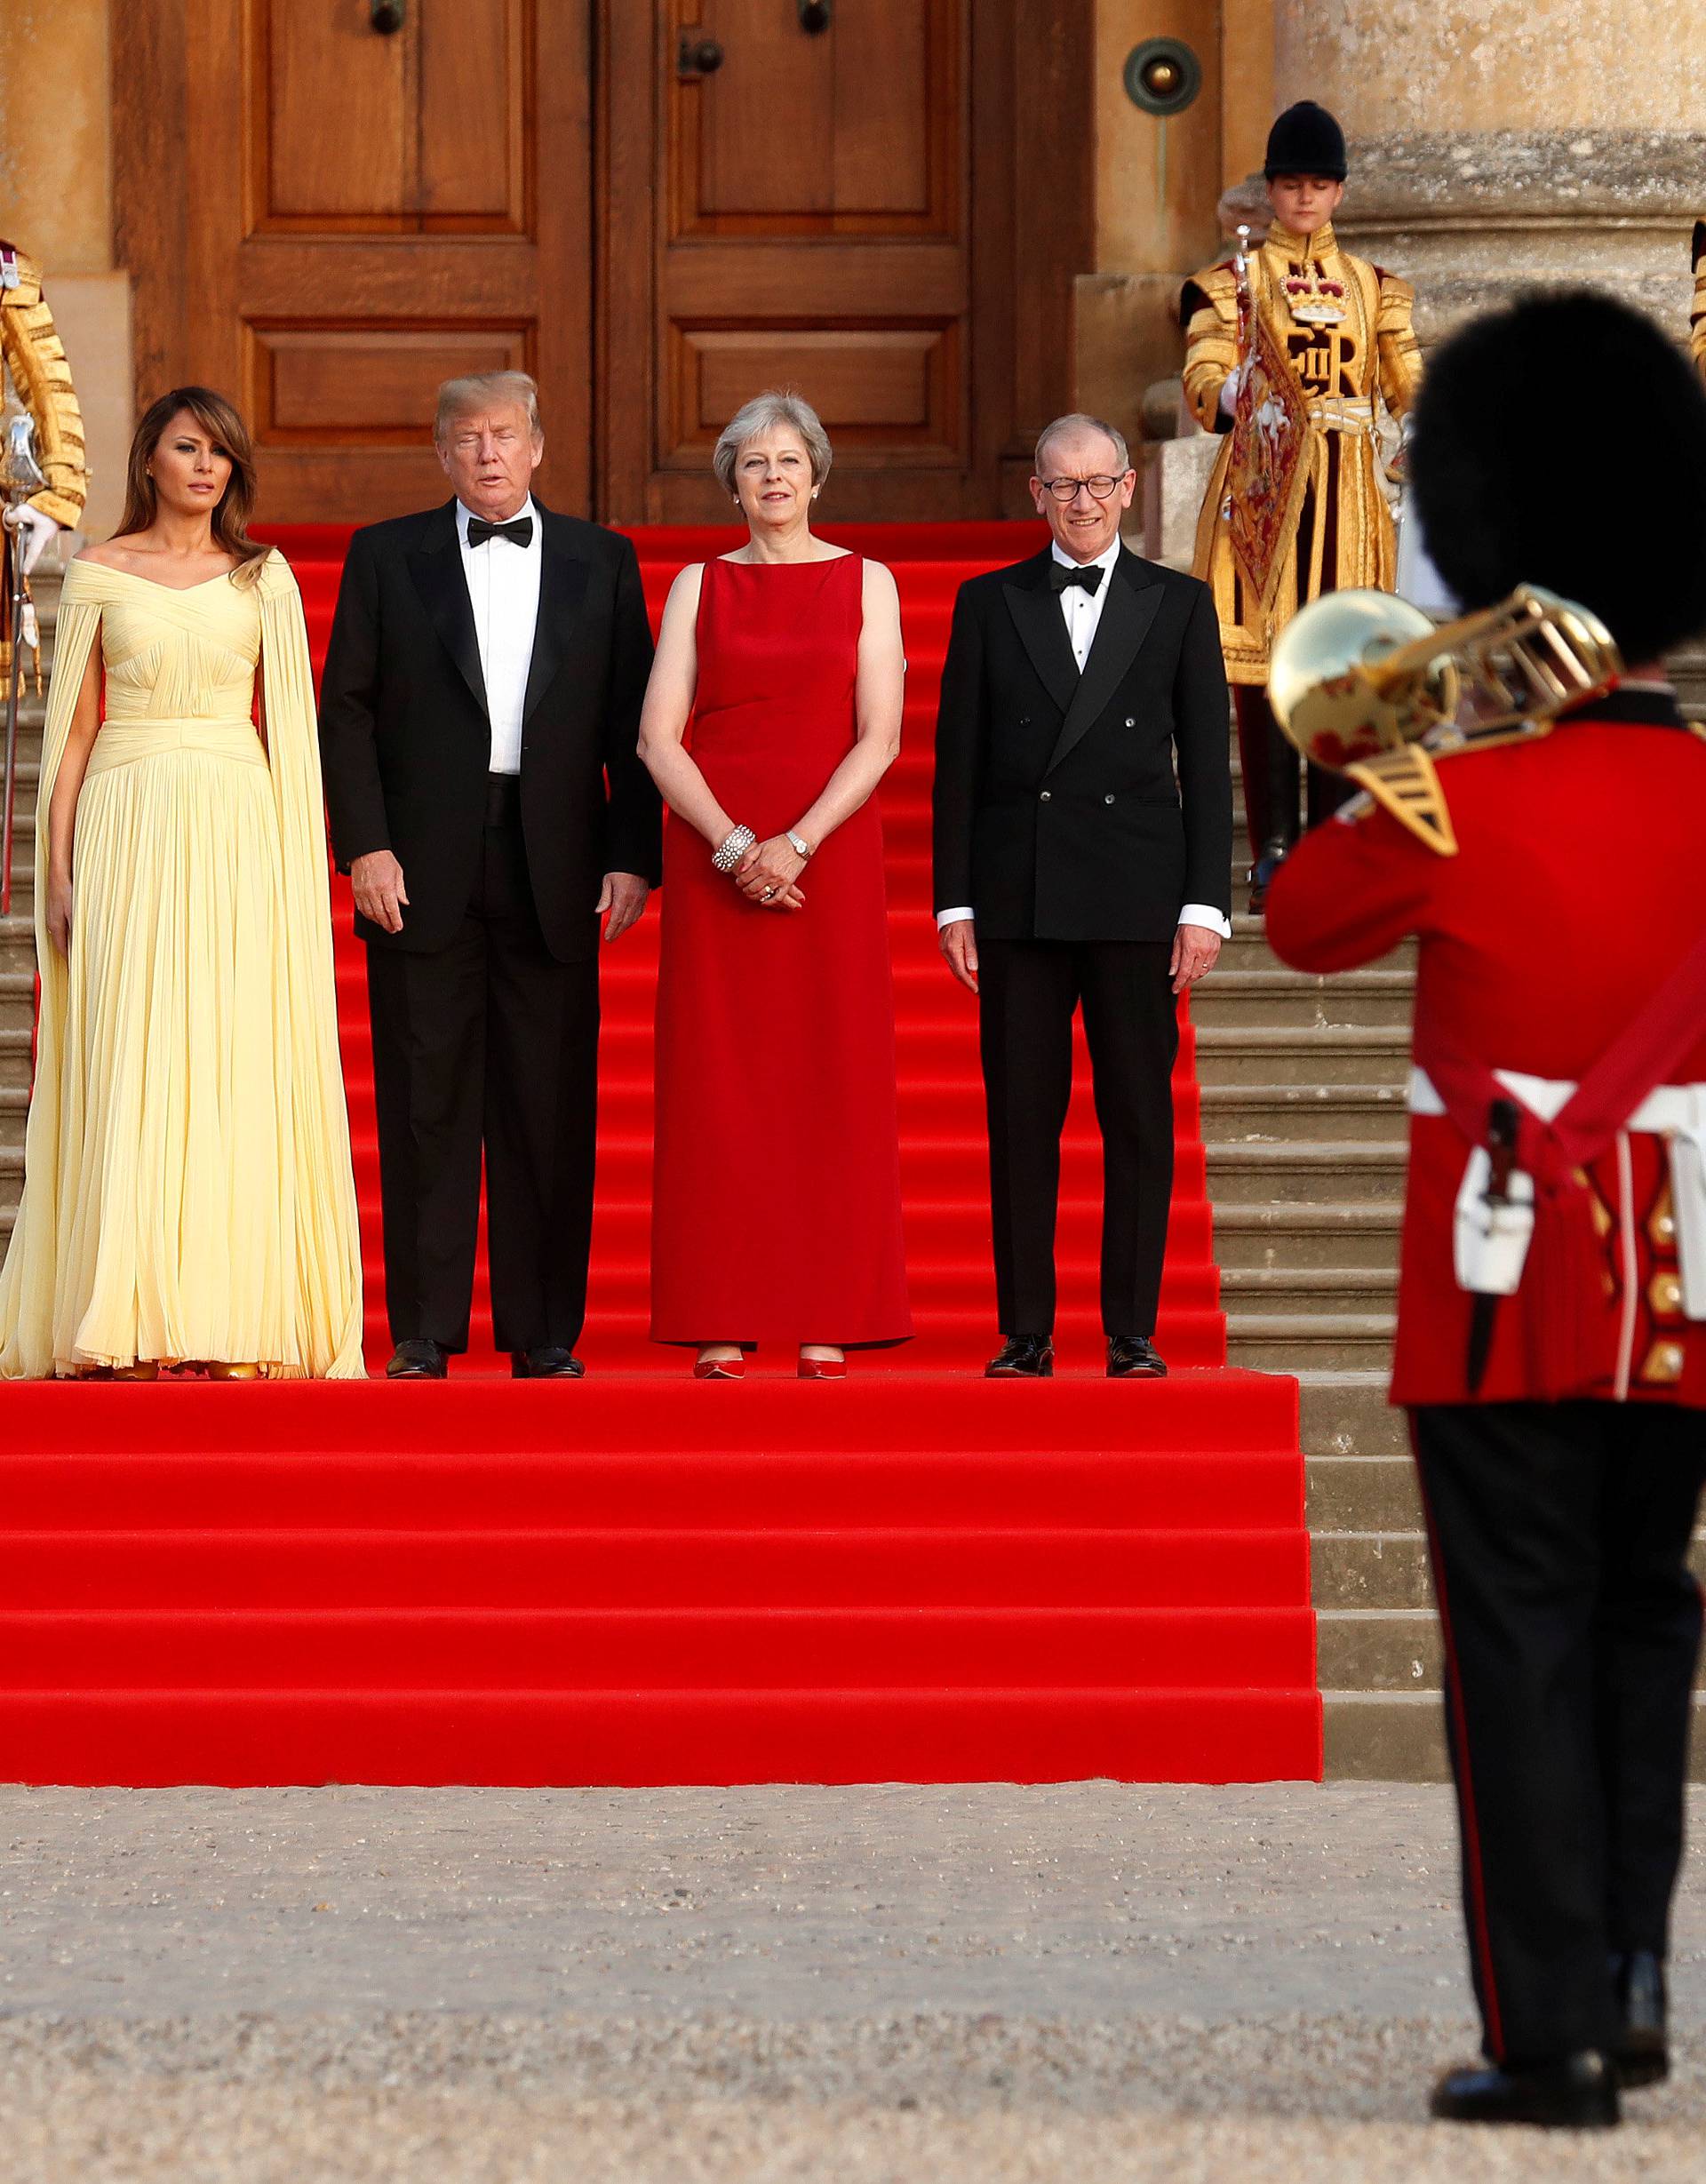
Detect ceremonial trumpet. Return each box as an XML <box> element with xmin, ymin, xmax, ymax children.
<box><xmin>1268</xmin><ymin>584</ymin><xmax>1623</xmax><ymax>772</ymax></box>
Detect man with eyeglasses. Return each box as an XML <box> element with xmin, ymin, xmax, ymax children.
<box><xmin>932</xmin><ymin>412</ymin><xmax>1232</xmax><ymax>1379</ymax></box>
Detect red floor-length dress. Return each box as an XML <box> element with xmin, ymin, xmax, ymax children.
<box><xmin>650</xmin><ymin>554</ymin><xmax>912</xmax><ymax>1348</ymax></box>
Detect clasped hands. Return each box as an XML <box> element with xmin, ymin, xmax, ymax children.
<box><xmin>733</xmin><ymin>834</ymin><xmax>806</xmax><ymax>912</ymax></box>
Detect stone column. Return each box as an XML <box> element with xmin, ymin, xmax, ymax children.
<box><xmin>1266</xmin><ymin>2</ymin><xmax>1706</xmax><ymax>340</ymax></box>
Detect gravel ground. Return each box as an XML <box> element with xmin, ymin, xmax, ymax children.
<box><xmin>2</xmin><ymin>1781</ymin><xmax>1702</xmax><ymax>2180</ymax></box>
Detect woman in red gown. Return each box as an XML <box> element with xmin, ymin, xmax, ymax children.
<box><xmin>640</xmin><ymin>393</ymin><xmax>911</xmax><ymax>1376</ymax></box>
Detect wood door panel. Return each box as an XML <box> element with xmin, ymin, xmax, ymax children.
<box><xmin>170</xmin><ymin>0</ymin><xmax>587</xmax><ymax>521</ymax></box>
<box><xmin>663</xmin><ymin>242</ymin><xmax>965</xmax><ymax>319</ymax></box>
<box><xmin>672</xmin><ymin>324</ymin><xmax>958</xmax><ymax>462</ymax></box>
<box><xmin>251</xmin><ymin>325</ymin><xmax>531</xmax><ymax>444</ymax></box>
<box><xmin>674</xmin><ymin>0</ymin><xmax>955</xmax><ymax>235</ymax></box>
<box><xmin>254</xmin><ymin>0</ymin><xmax>528</xmax><ymax>234</ymax></box>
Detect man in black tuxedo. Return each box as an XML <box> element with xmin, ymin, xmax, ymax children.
<box><xmin>320</xmin><ymin>372</ymin><xmax>661</xmax><ymax>1379</ymax></box>
<box><xmin>933</xmin><ymin>413</ymin><xmax>1232</xmax><ymax>1378</ymax></box>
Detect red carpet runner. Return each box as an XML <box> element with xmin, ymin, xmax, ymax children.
<box><xmin>0</xmin><ymin>522</ymin><xmax>1319</xmax><ymax>1786</ymax></box>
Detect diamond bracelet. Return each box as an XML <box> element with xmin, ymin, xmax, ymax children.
<box><xmin>711</xmin><ymin>824</ymin><xmax>756</xmax><ymax>874</ymax></box>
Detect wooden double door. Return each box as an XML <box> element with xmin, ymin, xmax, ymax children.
<box><xmin>119</xmin><ymin>0</ymin><xmax>1087</xmax><ymax>524</ymax></box>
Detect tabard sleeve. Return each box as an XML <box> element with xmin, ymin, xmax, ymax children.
<box><xmin>1180</xmin><ymin>264</ymin><xmax>1240</xmax><ymax>436</ymax></box>
<box><xmin>0</xmin><ymin>252</ymin><xmax>88</xmax><ymax>530</ymax></box>
<box><xmin>1264</xmin><ymin>795</ymin><xmax>1439</xmax><ymax>975</ymax></box>
<box><xmin>1375</xmin><ymin>272</ymin><xmax>1423</xmax><ymax>420</ymax></box>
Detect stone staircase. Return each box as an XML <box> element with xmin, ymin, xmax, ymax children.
<box><xmin>1199</xmin><ymin>641</ymin><xmax>1706</xmax><ymax>1779</ymax></box>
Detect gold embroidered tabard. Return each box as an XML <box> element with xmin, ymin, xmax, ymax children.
<box><xmin>2</xmin><ymin>242</ymin><xmax>89</xmax><ymax>681</ymax></box>
<box><xmin>1181</xmin><ymin>220</ymin><xmax>1422</xmax><ymax>686</ymax></box>
<box><xmin>1691</xmin><ymin>219</ymin><xmax>1706</xmax><ymax>383</ymax></box>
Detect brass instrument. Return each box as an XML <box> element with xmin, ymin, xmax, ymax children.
<box><xmin>1268</xmin><ymin>583</ymin><xmax>1623</xmax><ymax>774</ymax></box>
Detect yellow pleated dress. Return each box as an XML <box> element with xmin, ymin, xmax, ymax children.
<box><xmin>0</xmin><ymin>552</ymin><xmax>365</xmax><ymax>1377</ymax></box>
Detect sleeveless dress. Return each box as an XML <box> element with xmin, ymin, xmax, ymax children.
<box><xmin>0</xmin><ymin>555</ymin><xmax>365</xmax><ymax>1377</ymax></box>
<box><xmin>650</xmin><ymin>554</ymin><xmax>911</xmax><ymax>1347</ymax></box>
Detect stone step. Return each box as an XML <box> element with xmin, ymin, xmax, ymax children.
<box><xmin>1307</xmin><ymin>1453</ymin><xmax>1421</xmax><ymax>1530</ymax></box>
<box><xmin>1316</xmin><ymin>1606</ymin><xmax>1440</xmax><ymax>1693</ymax></box>
<box><xmin>1201</xmin><ymin>1082</ymin><xmax>1408</xmax><ymax>1142</ymax></box>
<box><xmin>0</xmin><ymin>1027</ymin><xmax>36</xmax><ymax>1091</ymax></box>
<box><xmin>1195</xmin><ymin>1027</ymin><xmax>1412</xmax><ymax>1088</ymax></box>
<box><xmin>1311</xmin><ymin>1529</ymin><xmax>1432</xmax><ymax>1610</ymax></box>
<box><xmin>1198</xmin><ymin>968</ymin><xmax>1414</xmax><ymax>1028</ymax></box>
<box><xmin>1204</xmin><ymin>1139</ymin><xmax>1407</xmax><ymax>1202</ymax></box>
<box><xmin>1213</xmin><ymin>1202</ymin><xmax>1400</xmax><ymax>1272</ymax></box>
<box><xmin>1223</xmin><ymin>1267</ymin><xmax>1398</xmax><ymax>1319</ymax></box>
<box><xmin>1325</xmin><ymin>1693</ymin><xmax>1706</xmax><ymax>1785</ymax></box>
<box><xmin>1299</xmin><ymin>1367</ymin><xmax>1407</xmax><ymax>1457</ymax></box>
<box><xmin>1227</xmin><ymin>1311</ymin><xmax>1395</xmax><ymax>1367</ymax></box>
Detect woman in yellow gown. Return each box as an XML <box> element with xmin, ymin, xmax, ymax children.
<box><xmin>0</xmin><ymin>387</ymin><xmax>363</xmax><ymax>1378</ymax></box>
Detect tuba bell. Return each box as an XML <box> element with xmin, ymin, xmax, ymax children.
<box><xmin>1268</xmin><ymin>583</ymin><xmax>1624</xmax><ymax>772</ymax></box>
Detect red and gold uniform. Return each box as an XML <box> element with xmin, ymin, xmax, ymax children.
<box><xmin>1691</xmin><ymin>219</ymin><xmax>1705</xmax><ymax>383</ymax></box>
<box><xmin>2</xmin><ymin>241</ymin><xmax>88</xmax><ymax>684</ymax></box>
<box><xmin>1266</xmin><ymin>689</ymin><xmax>1706</xmax><ymax>1412</ymax></box>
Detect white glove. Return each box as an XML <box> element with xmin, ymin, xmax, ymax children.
<box><xmin>3</xmin><ymin>503</ymin><xmax>60</xmax><ymax>578</ymax></box>
<box><xmin>1217</xmin><ymin>363</ymin><xmax>1247</xmax><ymax>420</ymax></box>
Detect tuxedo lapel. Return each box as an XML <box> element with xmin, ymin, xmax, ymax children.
<box><xmin>522</xmin><ymin>505</ymin><xmax>589</xmax><ymax>727</ymax></box>
<box><xmin>1002</xmin><ymin>553</ymin><xmax>1080</xmax><ymax>721</ymax></box>
<box><xmin>1044</xmin><ymin>550</ymin><xmax>1164</xmax><ymax>777</ymax></box>
<box><xmin>407</xmin><ymin>501</ymin><xmax>487</xmax><ymax>718</ymax></box>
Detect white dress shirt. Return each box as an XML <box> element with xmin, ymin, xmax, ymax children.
<box><xmin>937</xmin><ymin>536</ymin><xmax>1232</xmax><ymax>937</ymax></box>
<box><xmin>456</xmin><ymin>496</ymin><xmax>543</xmax><ymax>776</ymax></box>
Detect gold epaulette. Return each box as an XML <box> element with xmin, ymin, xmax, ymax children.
<box><xmin>1341</xmin><ymin>743</ymin><xmax>1457</xmax><ymax>856</ymax></box>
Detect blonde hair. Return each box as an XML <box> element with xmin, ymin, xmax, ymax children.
<box><xmin>713</xmin><ymin>391</ymin><xmax>833</xmax><ymax>495</ymax></box>
<box><xmin>434</xmin><ymin>371</ymin><xmax>543</xmax><ymax>445</ymax></box>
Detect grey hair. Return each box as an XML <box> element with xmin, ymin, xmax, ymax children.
<box><xmin>1033</xmin><ymin>411</ymin><xmax>1130</xmax><ymax>477</ymax></box>
<box><xmin>434</xmin><ymin>371</ymin><xmax>543</xmax><ymax>445</ymax></box>
<box><xmin>713</xmin><ymin>390</ymin><xmax>833</xmax><ymax>495</ymax></box>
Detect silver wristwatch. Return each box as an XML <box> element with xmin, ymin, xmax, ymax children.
<box><xmin>785</xmin><ymin>830</ymin><xmax>814</xmax><ymax>861</ymax></box>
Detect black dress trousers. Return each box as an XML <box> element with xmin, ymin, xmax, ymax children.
<box><xmin>1411</xmin><ymin>1399</ymin><xmax>1706</xmax><ymax>2066</ymax></box>
<box><xmin>365</xmin><ymin>777</ymin><xmax>600</xmax><ymax>1354</ymax></box>
<box><xmin>977</xmin><ymin>937</ymin><xmax>1177</xmax><ymax>1339</ymax></box>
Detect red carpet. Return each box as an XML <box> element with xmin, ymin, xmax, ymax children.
<box><xmin>0</xmin><ymin>522</ymin><xmax>1319</xmax><ymax>1786</ymax></box>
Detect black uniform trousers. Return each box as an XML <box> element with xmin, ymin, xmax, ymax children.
<box><xmin>1233</xmin><ymin>686</ymin><xmax>1351</xmax><ymax>862</ymax></box>
<box><xmin>1411</xmin><ymin>1399</ymin><xmax>1706</xmax><ymax>2066</ymax></box>
<box><xmin>364</xmin><ymin>777</ymin><xmax>600</xmax><ymax>1354</ymax></box>
<box><xmin>978</xmin><ymin>938</ymin><xmax>1177</xmax><ymax>1339</ymax></box>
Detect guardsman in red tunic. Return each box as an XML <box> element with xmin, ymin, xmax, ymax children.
<box><xmin>1267</xmin><ymin>293</ymin><xmax>1706</xmax><ymax>2131</ymax></box>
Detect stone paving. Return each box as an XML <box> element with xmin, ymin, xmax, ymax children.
<box><xmin>2</xmin><ymin>1781</ymin><xmax>1702</xmax><ymax>2179</ymax></box>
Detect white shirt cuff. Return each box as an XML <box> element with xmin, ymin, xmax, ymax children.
<box><xmin>936</xmin><ymin>906</ymin><xmax>975</xmax><ymax>929</ymax></box>
<box><xmin>1179</xmin><ymin>904</ymin><xmax>1232</xmax><ymax>938</ymax></box>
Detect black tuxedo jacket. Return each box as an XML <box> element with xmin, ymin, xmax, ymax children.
<box><xmin>931</xmin><ymin>546</ymin><xmax>1232</xmax><ymax>944</ymax></box>
<box><xmin>319</xmin><ymin>498</ymin><xmax>662</xmax><ymax>962</ymax></box>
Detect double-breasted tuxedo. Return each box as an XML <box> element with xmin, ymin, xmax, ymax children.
<box><xmin>319</xmin><ymin>497</ymin><xmax>660</xmax><ymax>1359</ymax></box>
<box><xmin>932</xmin><ymin>543</ymin><xmax>1232</xmax><ymax>1339</ymax></box>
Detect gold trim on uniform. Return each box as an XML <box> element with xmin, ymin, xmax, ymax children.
<box><xmin>1640</xmin><ymin>1339</ymin><xmax>1686</xmax><ymax>1385</ymax></box>
<box><xmin>1691</xmin><ymin>219</ymin><xmax>1706</xmax><ymax>384</ymax></box>
<box><xmin>0</xmin><ymin>244</ymin><xmax>87</xmax><ymax>532</ymax></box>
<box><xmin>1647</xmin><ymin>1270</ymin><xmax>1685</xmax><ymax>1319</ymax></box>
<box><xmin>1182</xmin><ymin>220</ymin><xmax>1423</xmax><ymax>686</ymax></box>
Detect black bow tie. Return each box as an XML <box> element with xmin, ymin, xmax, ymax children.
<box><xmin>466</xmin><ymin>514</ymin><xmax>533</xmax><ymax>550</ymax></box>
<box><xmin>1049</xmin><ymin>560</ymin><xmax>1104</xmax><ymax>595</ymax></box>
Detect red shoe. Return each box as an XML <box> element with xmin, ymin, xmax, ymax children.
<box><xmin>798</xmin><ymin>1354</ymin><xmax>847</xmax><ymax>1380</ymax></box>
<box><xmin>694</xmin><ymin>1353</ymin><xmax>745</xmax><ymax>1380</ymax></box>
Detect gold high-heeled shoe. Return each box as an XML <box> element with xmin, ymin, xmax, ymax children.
<box><xmin>110</xmin><ymin>1361</ymin><xmax>160</xmax><ymax>1382</ymax></box>
<box><xmin>206</xmin><ymin>1361</ymin><xmax>260</xmax><ymax>1381</ymax></box>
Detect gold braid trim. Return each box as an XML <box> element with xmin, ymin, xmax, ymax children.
<box><xmin>1342</xmin><ymin>744</ymin><xmax>1458</xmax><ymax>857</ymax></box>
<box><xmin>1</xmin><ymin>246</ymin><xmax>89</xmax><ymax>530</ymax></box>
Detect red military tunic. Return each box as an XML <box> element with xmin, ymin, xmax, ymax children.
<box><xmin>1265</xmin><ymin>689</ymin><xmax>1706</xmax><ymax>1408</ymax></box>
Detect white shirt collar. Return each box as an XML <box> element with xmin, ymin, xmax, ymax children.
<box><xmin>1050</xmin><ymin>533</ymin><xmax>1123</xmax><ymax>578</ymax></box>
<box><xmin>456</xmin><ymin>494</ymin><xmax>538</xmax><ymax>544</ymax></box>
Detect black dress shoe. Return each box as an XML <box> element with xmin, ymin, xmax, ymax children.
<box><xmin>511</xmin><ymin>1346</ymin><xmax>586</xmax><ymax>1380</ymax></box>
<box><xmin>1429</xmin><ymin>2051</ymin><xmax>1619</xmax><ymax>2129</ymax></box>
<box><xmin>387</xmin><ymin>1338</ymin><xmax>447</xmax><ymax>1380</ymax></box>
<box><xmin>985</xmin><ymin>1335</ymin><xmax>1054</xmax><ymax>1379</ymax></box>
<box><xmin>1612</xmin><ymin>1950</ymin><xmax>1669</xmax><ymax>2087</ymax></box>
<box><xmin>1108</xmin><ymin>1335</ymin><xmax>1168</xmax><ymax>1378</ymax></box>
<box><xmin>1246</xmin><ymin>838</ymin><xmax>1290</xmax><ymax>917</ymax></box>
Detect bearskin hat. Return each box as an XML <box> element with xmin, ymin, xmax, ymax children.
<box><xmin>1411</xmin><ymin>291</ymin><xmax>1706</xmax><ymax>666</ymax></box>
<box><xmin>1264</xmin><ymin>102</ymin><xmax>1347</xmax><ymax>182</ymax></box>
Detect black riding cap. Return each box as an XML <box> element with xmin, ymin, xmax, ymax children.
<box><xmin>1264</xmin><ymin>101</ymin><xmax>1348</xmax><ymax>182</ymax></box>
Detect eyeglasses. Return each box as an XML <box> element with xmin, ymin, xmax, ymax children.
<box><xmin>1038</xmin><ymin>474</ymin><xmax>1126</xmax><ymax>504</ymax></box>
